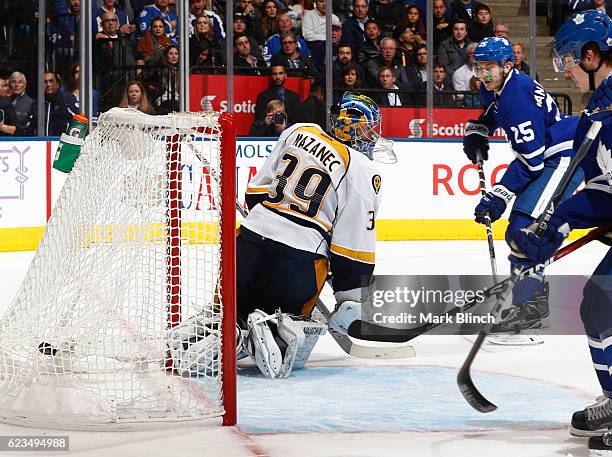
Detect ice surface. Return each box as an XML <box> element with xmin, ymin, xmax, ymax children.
<box><xmin>0</xmin><ymin>239</ymin><xmax>607</xmax><ymax>457</ymax></box>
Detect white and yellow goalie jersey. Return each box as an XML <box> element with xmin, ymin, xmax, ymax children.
<box><xmin>242</xmin><ymin>123</ymin><xmax>382</xmax><ymax>292</ymax></box>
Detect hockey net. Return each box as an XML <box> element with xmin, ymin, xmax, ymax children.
<box><xmin>0</xmin><ymin>108</ymin><xmax>237</xmax><ymax>429</ymax></box>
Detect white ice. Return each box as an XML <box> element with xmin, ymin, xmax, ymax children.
<box><xmin>0</xmin><ymin>239</ymin><xmax>607</xmax><ymax>457</ymax></box>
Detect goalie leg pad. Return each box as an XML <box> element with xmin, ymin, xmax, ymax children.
<box><xmin>168</xmin><ymin>315</ymin><xmax>220</xmax><ymax>377</ymax></box>
<box><xmin>277</xmin><ymin>314</ymin><xmax>326</xmax><ymax>370</ymax></box>
<box><xmin>246</xmin><ymin>309</ymin><xmax>288</xmax><ymax>378</ymax></box>
<box><xmin>246</xmin><ymin>310</ymin><xmax>327</xmax><ymax>378</ymax></box>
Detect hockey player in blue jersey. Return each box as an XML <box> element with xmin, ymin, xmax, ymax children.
<box><xmin>509</xmin><ymin>10</ymin><xmax>612</xmax><ymax>453</ymax></box>
<box><xmin>462</xmin><ymin>36</ymin><xmax>583</xmax><ymax>335</ymax></box>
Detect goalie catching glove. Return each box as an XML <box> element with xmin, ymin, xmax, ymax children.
<box><xmin>246</xmin><ymin>309</ymin><xmax>326</xmax><ymax>379</ymax></box>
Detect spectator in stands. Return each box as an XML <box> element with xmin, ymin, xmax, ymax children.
<box><xmin>270</xmin><ymin>31</ymin><xmax>322</xmax><ymax>81</ymax></box>
<box><xmin>333</xmin><ymin>44</ymin><xmax>366</xmax><ymax>83</ymax></box>
<box><xmin>47</xmin><ymin>0</ymin><xmax>81</xmax><ymax>73</ymax></box>
<box><xmin>93</xmin><ymin>0</ymin><xmax>134</xmax><ymax>36</ymax></box>
<box><xmin>433</xmin><ymin>0</ymin><xmax>452</xmax><ymax>51</ymax></box>
<box><xmin>94</xmin><ymin>11</ymin><xmax>137</xmax><ymax>72</ymax></box>
<box><xmin>365</xmin><ymin>37</ymin><xmax>409</xmax><ymax>87</ymax></box>
<box><xmin>334</xmin><ymin>0</ymin><xmax>353</xmax><ymax>23</ymax></box>
<box><xmin>342</xmin><ymin>0</ymin><xmax>370</xmax><ymax>54</ymax></box>
<box><xmin>138</xmin><ymin>0</ymin><xmax>179</xmax><ymax>42</ymax></box>
<box><xmin>374</xmin><ymin>65</ymin><xmax>407</xmax><ymax>106</ymax></box>
<box><xmin>405</xmin><ymin>43</ymin><xmax>427</xmax><ymax>106</ymax></box>
<box><xmin>9</xmin><ymin>72</ymin><xmax>33</xmax><ymax>134</ymax></box>
<box><xmin>356</xmin><ymin>19</ymin><xmax>382</xmax><ymax>65</ymax></box>
<box><xmin>64</xmin><ymin>63</ymin><xmax>100</xmax><ymax>119</ymax></box>
<box><xmin>452</xmin><ymin>42</ymin><xmax>480</xmax><ymax>106</ymax></box>
<box><xmin>0</xmin><ymin>77</ymin><xmax>19</xmax><ymax>136</ymax></box>
<box><xmin>156</xmin><ymin>45</ymin><xmax>180</xmax><ymax>114</ymax></box>
<box><xmin>302</xmin><ymin>0</ymin><xmax>341</xmax><ymax>69</ymax></box>
<box><xmin>334</xmin><ymin>62</ymin><xmax>364</xmax><ymax>100</ymax></box>
<box><xmin>263</xmin><ymin>12</ymin><xmax>310</xmax><ymax>64</ymax></box>
<box><xmin>95</xmin><ymin>0</ymin><xmax>135</xmax><ymax>21</ymax></box>
<box><xmin>136</xmin><ymin>16</ymin><xmax>174</xmax><ymax>67</ymax></box>
<box><xmin>118</xmin><ymin>80</ymin><xmax>156</xmax><ymax>114</ymax></box>
<box><xmin>296</xmin><ymin>83</ymin><xmax>325</xmax><ymax>126</ymax></box>
<box><xmin>190</xmin><ymin>14</ymin><xmax>223</xmax><ymax>65</ymax></box>
<box><xmin>394</xmin><ymin>23</ymin><xmax>425</xmax><ymax>68</ymax></box>
<box><xmin>468</xmin><ymin>3</ymin><xmax>494</xmax><ymax>43</ymax></box>
<box><xmin>189</xmin><ymin>0</ymin><xmax>225</xmax><ymax>40</ymax></box>
<box><xmin>191</xmin><ymin>44</ymin><xmax>221</xmax><ymax>73</ymax></box>
<box><xmin>234</xmin><ymin>33</ymin><xmax>267</xmax><ymax>75</ymax></box>
<box><xmin>402</xmin><ymin>4</ymin><xmax>426</xmax><ymax>41</ymax></box>
<box><xmin>254</xmin><ymin>0</ymin><xmax>281</xmax><ymax>43</ymax></box>
<box><xmin>254</xmin><ymin>65</ymin><xmax>300</xmax><ymax>122</ymax></box>
<box><xmin>28</xmin><ymin>71</ymin><xmax>77</xmax><ymax>136</ymax></box>
<box><xmin>331</xmin><ymin>18</ymin><xmax>344</xmax><ymax>59</ymax></box>
<box><xmin>493</xmin><ymin>22</ymin><xmax>509</xmax><ymax>38</ymax></box>
<box><xmin>286</xmin><ymin>0</ymin><xmax>306</xmax><ymax>30</ymax></box>
<box><xmin>249</xmin><ymin>99</ymin><xmax>289</xmax><ymax>136</ymax></box>
<box><xmin>236</xmin><ymin>0</ymin><xmax>257</xmax><ymax>18</ymax></box>
<box><xmin>512</xmin><ymin>42</ymin><xmax>539</xmax><ymax>81</ymax></box>
<box><xmin>368</xmin><ymin>0</ymin><xmax>403</xmax><ymax>37</ymax></box>
<box><xmin>449</xmin><ymin>0</ymin><xmax>481</xmax><ymax>23</ymax></box>
<box><xmin>570</xmin><ymin>0</ymin><xmax>612</xmax><ymax>15</ymax></box>
<box><xmin>432</xmin><ymin>62</ymin><xmax>455</xmax><ymax>107</ymax></box>
<box><xmin>437</xmin><ymin>19</ymin><xmax>471</xmax><ymax>76</ymax></box>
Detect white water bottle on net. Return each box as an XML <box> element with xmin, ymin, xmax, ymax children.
<box><xmin>0</xmin><ymin>108</ymin><xmax>237</xmax><ymax>429</ymax></box>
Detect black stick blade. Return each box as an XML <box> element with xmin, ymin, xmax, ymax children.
<box><xmin>457</xmin><ymin>367</ymin><xmax>497</xmax><ymax>413</ymax></box>
<box><xmin>457</xmin><ymin>331</ymin><xmax>497</xmax><ymax>413</ymax></box>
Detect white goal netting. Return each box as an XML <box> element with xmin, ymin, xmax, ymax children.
<box><xmin>0</xmin><ymin>108</ymin><xmax>236</xmax><ymax>429</ymax></box>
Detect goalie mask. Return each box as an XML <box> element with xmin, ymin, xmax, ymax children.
<box><xmin>330</xmin><ymin>92</ymin><xmax>383</xmax><ymax>159</ymax></box>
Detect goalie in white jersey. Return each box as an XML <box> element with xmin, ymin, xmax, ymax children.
<box><xmin>236</xmin><ymin>92</ymin><xmax>395</xmax><ymax>378</ymax></box>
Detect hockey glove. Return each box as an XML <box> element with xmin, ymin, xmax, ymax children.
<box><xmin>509</xmin><ymin>216</ymin><xmax>570</xmax><ymax>266</ymax></box>
<box><xmin>474</xmin><ymin>184</ymin><xmax>514</xmax><ymax>224</ymax></box>
<box><xmin>463</xmin><ymin>120</ymin><xmax>490</xmax><ymax>163</ymax></box>
<box><xmin>587</xmin><ymin>75</ymin><xmax>612</xmax><ymax>123</ymax></box>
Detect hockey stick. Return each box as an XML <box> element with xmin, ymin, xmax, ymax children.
<box><xmin>476</xmin><ymin>151</ymin><xmax>499</xmax><ymax>281</ymax></box>
<box><xmin>186</xmin><ymin>141</ymin><xmax>415</xmax><ymax>359</ymax></box>
<box><xmin>457</xmin><ymin>119</ymin><xmax>603</xmax><ymax>413</ymax></box>
<box><xmin>349</xmin><ymin>222</ymin><xmax>612</xmax><ymax>343</ymax></box>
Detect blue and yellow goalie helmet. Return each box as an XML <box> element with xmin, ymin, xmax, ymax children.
<box><xmin>330</xmin><ymin>92</ymin><xmax>382</xmax><ymax>157</ymax></box>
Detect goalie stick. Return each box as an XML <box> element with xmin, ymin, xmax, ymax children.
<box><xmin>348</xmin><ymin>222</ymin><xmax>612</xmax><ymax>343</ymax></box>
<box><xmin>186</xmin><ymin>140</ymin><xmax>415</xmax><ymax>360</ymax></box>
<box><xmin>457</xmin><ymin>119</ymin><xmax>603</xmax><ymax>413</ymax></box>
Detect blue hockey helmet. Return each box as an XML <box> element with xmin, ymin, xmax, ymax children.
<box><xmin>330</xmin><ymin>91</ymin><xmax>382</xmax><ymax>157</ymax></box>
<box><xmin>553</xmin><ymin>9</ymin><xmax>612</xmax><ymax>72</ymax></box>
<box><xmin>472</xmin><ymin>36</ymin><xmax>515</xmax><ymax>67</ymax></box>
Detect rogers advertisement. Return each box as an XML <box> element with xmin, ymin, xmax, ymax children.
<box><xmin>190</xmin><ymin>75</ymin><xmax>506</xmax><ymax>139</ymax></box>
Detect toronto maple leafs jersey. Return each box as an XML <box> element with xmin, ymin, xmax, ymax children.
<box><xmin>242</xmin><ymin>123</ymin><xmax>382</xmax><ymax>292</ymax></box>
<box><xmin>556</xmin><ymin>75</ymin><xmax>612</xmax><ymax>229</ymax></box>
<box><xmin>478</xmin><ymin>69</ymin><xmax>579</xmax><ymax>194</ymax></box>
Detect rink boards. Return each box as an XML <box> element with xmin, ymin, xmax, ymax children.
<box><xmin>0</xmin><ymin>137</ymin><xmax>588</xmax><ymax>251</ymax></box>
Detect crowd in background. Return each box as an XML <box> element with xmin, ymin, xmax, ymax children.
<box><xmin>0</xmin><ymin>0</ymin><xmax>609</xmax><ymax>136</ymax></box>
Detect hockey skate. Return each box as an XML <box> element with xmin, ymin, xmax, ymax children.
<box><xmin>588</xmin><ymin>432</ymin><xmax>612</xmax><ymax>456</ymax></box>
<box><xmin>571</xmin><ymin>396</ymin><xmax>612</xmax><ymax>437</ymax></box>
<box><xmin>488</xmin><ymin>283</ymin><xmax>549</xmax><ymax>346</ymax></box>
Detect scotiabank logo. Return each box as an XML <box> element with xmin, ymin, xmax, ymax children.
<box><xmin>408</xmin><ymin>118</ymin><xmax>425</xmax><ymax>138</ymax></box>
<box><xmin>200</xmin><ymin>96</ymin><xmax>256</xmax><ymax>113</ymax></box>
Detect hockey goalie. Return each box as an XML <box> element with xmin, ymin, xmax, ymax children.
<box><xmin>172</xmin><ymin>92</ymin><xmax>395</xmax><ymax>379</ymax></box>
